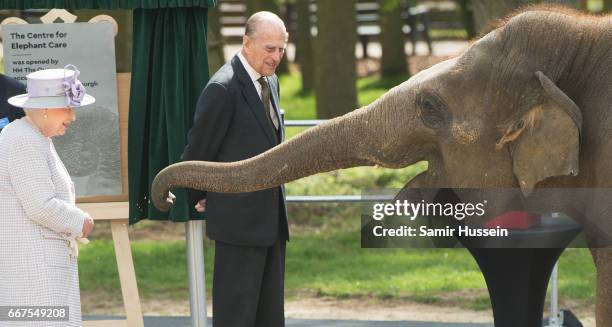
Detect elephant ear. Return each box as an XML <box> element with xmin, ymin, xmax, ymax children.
<box><xmin>497</xmin><ymin>71</ymin><xmax>582</xmax><ymax>196</ymax></box>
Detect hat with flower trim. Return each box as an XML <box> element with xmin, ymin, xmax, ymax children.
<box><xmin>7</xmin><ymin>64</ymin><xmax>95</xmax><ymax>109</ymax></box>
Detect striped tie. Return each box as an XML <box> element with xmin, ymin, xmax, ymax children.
<box><xmin>257</xmin><ymin>76</ymin><xmax>279</xmax><ymax>131</ymax></box>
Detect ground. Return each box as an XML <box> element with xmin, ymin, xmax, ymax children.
<box><xmin>81</xmin><ymin>293</ymin><xmax>595</xmax><ymax>326</ymax></box>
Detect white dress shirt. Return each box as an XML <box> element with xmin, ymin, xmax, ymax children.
<box><xmin>237</xmin><ymin>51</ymin><xmax>279</xmax><ymax>129</ymax></box>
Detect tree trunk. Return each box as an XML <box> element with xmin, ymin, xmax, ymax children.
<box><xmin>74</xmin><ymin>10</ymin><xmax>133</xmax><ymax>73</ymax></box>
<box><xmin>315</xmin><ymin>0</ymin><xmax>358</xmax><ymax>119</ymax></box>
<box><xmin>296</xmin><ymin>0</ymin><xmax>315</xmax><ymax>93</ymax></box>
<box><xmin>246</xmin><ymin>0</ymin><xmax>280</xmax><ymax>14</ymax></box>
<box><xmin>458</xmin><ymin>0</ymin><xmax>477</xmax><ymax>39</ymax></box>
<box><xmin>380</xmin><ymin>0</ymin><xmax>408</xmax><ymax>77</ymax></box>
<box><xmin>207</xmin><ymin>6</ymin><xmax>226</xmax><ymax>74</ymax></box>
<box><xmin>470</xmin><ymin>0</ymin><xmax>525</xmax><ymax>35</ymax></box>
<box><xmin>246</xmin><ymin>0</ymin><xmax>289</xmax><ymax>75</ymax></box>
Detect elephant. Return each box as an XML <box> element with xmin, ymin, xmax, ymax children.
<box><xmin>152</xmin><ymin>6</ymin><xmax>612</xmax><ymax>325</ymax></box>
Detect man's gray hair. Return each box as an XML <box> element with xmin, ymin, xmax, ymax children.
<box><xmin>244</xmin><ymin>11</ymin><xmax>287</xmax><ymax>38</ymax></box>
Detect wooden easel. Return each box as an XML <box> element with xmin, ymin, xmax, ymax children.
<box><xmin>2</xmin><ymin>10</ymin><xmax>144</xmax><ymax>327</ymax></box>
<box><xmin>77</xmin><ymin>202</ymin><xmax>141</xmax><ymax>327</ymax></box>
<box><xmin>78</xmin><ymin>72</ymin><xmax>142</xmax><ymax>327</ymax></box>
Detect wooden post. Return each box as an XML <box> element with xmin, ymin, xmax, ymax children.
<box><xmin>77</xmin><ymin>202</ymin><xmax>144</xmax><ymax>327</ymax></box>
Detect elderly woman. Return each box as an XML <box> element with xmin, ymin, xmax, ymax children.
<box><xmin>0</xmin><ymin>66</ymin><xmax>95</xmax><ymax>326</ymax></box>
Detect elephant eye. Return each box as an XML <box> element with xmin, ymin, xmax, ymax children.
<box><xmin>417</xmin><ymin>93</ymin><xmax>448</xmax><ymax>130</ymax></box>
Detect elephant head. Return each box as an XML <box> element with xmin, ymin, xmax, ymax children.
<box><xmin>152</xmin><ymin>9</ymin><xmax>585</xmax><ymax>212</ymax></box>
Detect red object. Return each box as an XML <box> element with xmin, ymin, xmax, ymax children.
<box><xmin>484</xmin><ymin>211</ymin><xmax>541</xmax><ymax>229</ymax></box>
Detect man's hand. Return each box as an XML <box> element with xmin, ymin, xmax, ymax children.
<box><xmin>195</xmin><ymin>199</ymin><xmax>207</xmax><ymax>213</ymax></box>
<box><xmin>166</xmin><ymin>191</ymin><xmax>176</xmax><ymax>206</ymax></box>
<box><xmin>81</xmin><ymin>213</ymin><xmax>95</xmax><ymax>238</ymax></box>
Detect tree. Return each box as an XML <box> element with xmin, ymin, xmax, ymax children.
<box><xmin>207</xmin><ymin>6</ymin><xmax>226</xmax><ymax>74</ymax></box>
<box><xmin>458</xmin><ymin>0</ymin><xmax>477</xmax><ymax>39</ymax></box>
<box><xmin>604</xmin><ymin>0</ymin><xmax>612</xmax><ymax>11</ymax></box>
<box><xmin>296</xmin><ymin>0</ymin><xmax>315</xmax><ymax>93</ymax></box>
<box><xmin>246</xmin><ymin>0</ymin><xmax>281</xmax><ymax>14</ymax></box>
<box><xmin>380</xmin><ymin>0</ymin><xmax>408</xmax><ymax>77</ymax></box>
<box><xmin>315</xmin><ymin>0</ymin><xmax>358</xmax><ymax>118</ymax></box>
<box><xmin>470</xmin><ymin>0</ymin><xmax>528</xmax><ymax>34</ymax></box>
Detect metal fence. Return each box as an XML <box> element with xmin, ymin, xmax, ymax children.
<box><xmin>283</xmin><ymin>119</ymin><xmax>387</xmax><ymax>204</ymax></box>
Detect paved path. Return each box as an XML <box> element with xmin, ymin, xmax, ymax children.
<box><xmin>84</xmin><ymin>316</ymin><xmax>493</xmax><ymax>327</ymax></box>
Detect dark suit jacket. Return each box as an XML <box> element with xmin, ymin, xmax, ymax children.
<box><xmin>0</xmin><ymin>74</ymin><xmax>25</xmax><ymax>129</ymax></box>
<box><xmin>182</xmin><ymin>55</ymin><xmax>288</xmax><ymax>247</ymax></box>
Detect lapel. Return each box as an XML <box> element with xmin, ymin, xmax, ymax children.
<box><xmin>232</xmin><ymin>55</ymin><xmax>277</xmax><ymax>146</ymax></box>
<box><xmin>268</xmin><ymin>76</ymin><xmax>284</xmax><ymax>142</ymax></box>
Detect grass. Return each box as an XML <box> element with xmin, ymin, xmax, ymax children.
<box><xmin>78</xmin><ymin>226</ymin><xmax>596</xmax><ymax>311</ymax></box>
<box><xmin>285</xmin><ymin>229</ymin><xmax>487</xmax><ymax>301</ymax></box>
<box><xmin>279</xmin><ymin>70</ymin><xmax>410</xmax><ymax>139</ymax></box>
<box><xmin>79</xmin><ymin>239</ymin><xmax>198</xmax><ymax>301</ymax></box>
<box><xmin>429</xmin><ymin>29</ymin><xmax>469</xmax><ymax>40</ymax></box>
<box><xmin>280</xmin><ymin>69</ymin><xmax>410</xmax><ymax>119</ymax></box>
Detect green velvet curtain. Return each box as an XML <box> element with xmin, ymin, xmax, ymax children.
<box><xmin>0</xmin><ymin>1</ymin><xmax>216</xmax><ymax>223</ymax></box>
<box><xmin>0</xmin><ymin>1</ymin><xmax>214</xmax><ymax>9</ymax></box>
<box><xmin>128</xmin><ymin>7</ymin><xmax>210</xmax><ymax>223</ymax></box>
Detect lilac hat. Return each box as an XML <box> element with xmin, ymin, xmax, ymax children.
<box><xmin>7</xmin><ymin>64</ymin><xmax>95</xmax><ymax>109</ymax></box>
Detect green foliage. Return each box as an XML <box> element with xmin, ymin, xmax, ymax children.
<box><xmin>380</xmin><ymin>0</ymin><xmax>403</xmax><ymax>13</ymax></box>
<box><xmin>279</xmin><ymin>71</ymin><xmax>317</xmax><ymax>120</ymax></box>
<box><xmin>280</xmin><ymin>70</ymin><xmax>410</xmax><ymax>120</ymax></box>
<box><xmin>589</xmin><ymin>0</ymin><xmax>604</xmax><ymax>11</ymax></box>
<box><xmin>357</xmin><ymin>73</ymin><xmax>410</xmax><ymax>106</ymax></box>
<box><xmin>429</xmin><ymin>29</ymin><xmax>469</xmax><ymax>40</ymax></box>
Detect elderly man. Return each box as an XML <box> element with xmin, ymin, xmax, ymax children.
<box><xmin>181</xmin><ymin>11</ymin><xmax>289</xmax><ymax>327</ymax></box>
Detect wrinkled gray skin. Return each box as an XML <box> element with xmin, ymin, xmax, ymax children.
<box><xmin>153</xmin><ymin>8</ymin><xmax>612</xmax><ymax>324</ymax></box>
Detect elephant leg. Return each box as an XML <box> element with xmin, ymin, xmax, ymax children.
<box><xmin>590</xmin><ymin>247</ymin><xmax>612</xmax><ymax>327</ymax></box>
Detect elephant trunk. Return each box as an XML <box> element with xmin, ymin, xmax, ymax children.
<box><xmin>152</xmin><ymin>89</ymin><xmax>411</xmax><ymax>211</ymax></box>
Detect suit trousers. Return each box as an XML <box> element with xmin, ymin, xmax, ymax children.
<box><xmin>212</xmin><ymin>237</ymin><xmax>286</xmax><ymax>327</ymax></box>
